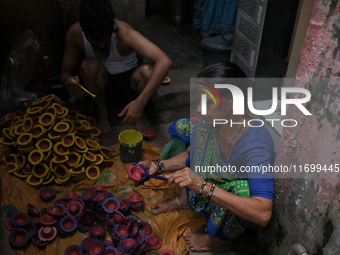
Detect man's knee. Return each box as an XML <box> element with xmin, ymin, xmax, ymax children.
<box><xmin>137</xmin><ymin>64</ymin><xmax>154</xmax><ymax>82</ymax></box>
<box><xmin>80</xmin><ymin>58</ymin><xmax>104</xmax><ymax>78</ymax></box>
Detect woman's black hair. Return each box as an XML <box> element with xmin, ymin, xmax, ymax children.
<box><xmin>197</xmin><ymin>61</ymin><xmax>250</xmax><ymax>101</ymax></box>
<box><xmin>79</xmin><ymin>0</ymin><xmax>117</xmax><ymax>41</ymax></box>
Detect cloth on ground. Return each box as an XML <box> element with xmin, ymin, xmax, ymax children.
<box><xmin>0</xmin><ymin>143</ymin><xmax>206</xmax><ymax>255</ymax></box>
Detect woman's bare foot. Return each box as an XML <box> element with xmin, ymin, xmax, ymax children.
<box><xmin>183</xmin><ymin>232</ymin><xmax>232</xmax><ymax>252</ymax></box>
<box><xmin>136</xmin><ymin>114</ymin><xmax>152</xmax><ymax>132</ymax></box>
<box><xmin>151</xmin><ymin>194</ymin><xmax>188</xmax><ymax>215</ymax></box>
<box><xmin>98</xmin><ymin>111</ymin><xmax>112</xmax><ymax>138</ymax></box>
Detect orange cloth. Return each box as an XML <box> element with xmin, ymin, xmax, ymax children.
<box><xmin>0</xmin><ymin>144</ymin><xmax>206</xmax><ymax>255</ymax></box>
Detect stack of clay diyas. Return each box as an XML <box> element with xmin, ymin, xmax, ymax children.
<box><xmin>0</xmin><ymin>94</ymin><xmax>115</xmax><ymax>187</ymax></box>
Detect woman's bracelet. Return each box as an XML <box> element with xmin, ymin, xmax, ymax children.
<box><xmin>197</xmin><ymin>179</ymin><xmax>207</xmax><ymax>197</ymax></box>
<box><xmin>207</xmin><ymin>183</ymin><xmax>216</xmax><ymax>200</ymax></box>
<box><xmin>153</xmin><ymin>159</ymin><xmax>165</xmax><ymax>174</ymax></box>
<box><xmin>202</xmin><ymin>182</ymin><xmax>212</xmax><ymax>198</ymax></box>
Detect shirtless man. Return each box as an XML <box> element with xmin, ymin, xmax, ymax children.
<box><xmin>60</xmin><ymin>0</ymin><xmax>172</xmax><ymax>137</ymax></box>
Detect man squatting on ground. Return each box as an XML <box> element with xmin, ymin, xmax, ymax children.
<box><xmin>60</xmin><ymin>0</ymin><xmax>172</xmax><ymax>137</ymax></box>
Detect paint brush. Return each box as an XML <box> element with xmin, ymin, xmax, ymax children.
<box><xmin>71</xmin><ymin>79</ymin><xmax>96</xmax><ymax>98</ymax></box>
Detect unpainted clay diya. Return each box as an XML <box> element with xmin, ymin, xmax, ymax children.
<box><xmin>60</xmin><ymin>214</ymin><xmax>77</xmax><ymax>233</ymax></box>
<box><xmin>64</xmin><ymin>244</ymin><xmax>83</xmax><ymax>255</ymax></box>
<box><xmin>66</xmin><ymin>200</ymin><xmax>84</xmax><ymax>218</ymax></box>
<box><xmin>89</xmin><ymin>225</ymin><xmax>106</xmax><ymax>238</ymax></box>
<box><xmin>27</xmin><ymin>203</ymin><xmax>40</xmax><ymax>217</ymax></box>
<box><xmin>9</xmin><ymin>228</ymin><xmax>29</xmax><ymax>248</ymax></box>
<box><xmin>46</xmin><ymin>204</ymin><xmax>65</xmax><ymax>217</ymax></box>
<box><xmin>87</xmin><ymin>240</ymin><xmax>105</xmax><ymax>255</ymax></box>
<box><xmin>146</xmin><ymin>234</ymin><xmax>162</xmax><ymax>250</ymax></box>
<box><xmin>102</xmin><ymin>198</ymin><xmax>120</xmax><ymax>213</ymax></box>
<box><xmin>38</xmin><ymin>226</ymin><xmax>57</xmax><ymax>242</ymax></box>
<box><xmin>12</xmin><ymin>212</ymin><xmax>30</xmax><ymax>227</ymax></box>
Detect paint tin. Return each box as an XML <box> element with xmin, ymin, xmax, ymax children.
<box><xmin>119</xmin><ymin>130</ymin><xmax>143</xmax><ymax>163</ymax></box>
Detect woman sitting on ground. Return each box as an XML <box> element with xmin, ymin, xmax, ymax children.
<box><xmin>140</xmin><ymin>61</ymin><xmax>275</xmax><ymax>252</ymax></box>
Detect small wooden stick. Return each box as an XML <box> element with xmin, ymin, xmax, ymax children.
<box><xmin>71</xmin><ymin>79</ymin><xmax>96</xmax><ymax>98</ymax></box>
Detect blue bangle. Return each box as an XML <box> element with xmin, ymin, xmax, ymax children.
<box><xmin>207</xmin><ymin>183</ymin><xmax>216</xmax><ymax>200</ymax></box>
<box><xmin>197</xmin><ymin>180</ymin><xmax>207</xmax><ymax>198</ymax></box>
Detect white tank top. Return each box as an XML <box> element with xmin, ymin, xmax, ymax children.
<box><xmin>82</xmin><ymin>32</ymin><xmax>138</xmax><ymax>75</ymax></box>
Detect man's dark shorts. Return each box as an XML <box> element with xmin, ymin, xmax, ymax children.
<box><xmin>104</xmin><ymin>68</ymin><xmax>138</xmax><ymax>107</ymax></box>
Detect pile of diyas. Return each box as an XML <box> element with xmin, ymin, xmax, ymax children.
<box><xmin>0</xmin><ymin>94</ymin><xmax>115</xmax><ymax>187</ymax></box>
<box><xmin>4</xmin><ymin>186</ymin><xmax>167</xmax><ymax>254</ymax></box>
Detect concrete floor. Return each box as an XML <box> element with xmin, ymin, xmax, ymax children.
<box><xmin>0</xmin><ymin>13</ymin><xmax>234</xmax><ymax>255</ymax></box>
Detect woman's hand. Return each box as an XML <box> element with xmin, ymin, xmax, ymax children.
<box><xmin>138</xmin><ymin>160</ymin><xmax>158</xmax><ymax>175</ymax></box>
<box><xmin>166</xmin><ymin>167</ymin><xmax>203</xmax><ymax>194</ymax></box>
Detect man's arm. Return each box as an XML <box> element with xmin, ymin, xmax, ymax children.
<box><xmin>117</xmin><ymin>22</ymin><xmax>172</xmax><ymax>123</ymax></box>
<box><xmin>60</xmin><ymin>23</ymin><xmax>83</xmax><ymax>91</ymax></box>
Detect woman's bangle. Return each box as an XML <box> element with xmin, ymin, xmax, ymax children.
<box><xmin>153</xmin><ymin>159</ymin><xmax>165</xmax><ymax>174</ymax></box>
<box><xmin>207</xmin><ymin>183</ymin><xmax>216</xmax><ymax>200</ymax></box>
<box><xmin>197</xmin><ymin>179</ymin><xmax>207</xmax><ymax>197</ymax></box>
<box><xmin>202</xmin><ymin>182</ymin><xmax>212</xmax><ymax>198</ymax></box>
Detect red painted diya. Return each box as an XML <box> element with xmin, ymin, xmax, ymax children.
<box><xmin>139</xmin><ymin>221</ymin><xmax>152</xmax><ymax>236</ymax></box>
<box><xmin>60</xmin><ymin>215</ymin><xmax>77</xmax><ymax>233</ymax></box>
<box><xmin>62</xmin><ymin>134</ymin><xmax>76</xmax><ymax>147</ymax></box>
<box><xmin>65</xmin><ymin>245</ymin><xmax>82</xmax><ymax>255</ymax></box>
<box><xmin>54</xmin><ymin>165</ymin><xmax>69</xmax><ymax>179</ymax></box>
<box><xmin>142</xmin><ymin>129</ymin><xmax>156</xmax><ymax>140</ymax></box>
<box><xmin>40</xmin><ymin>187</ymin><xmax>56</xmax><ymax>200</ymax></box>
<box><xmin>6</xmin><ymin>154</ymin><xmax>16</xmax><ymax>164</ymax></box>
<box><xmin>10</xmin><ymin>228</ymin><xmax>29</xmax><ymax>248</ymax></box>
<box><xmin>86</xmin><ymin>139</ymin><xmax>100</xmax><ymax>148</ymax></box>
<box><xmin>159</xmin><ymin>250</ymin><xmax>174</xmax><ymax>255</ymax></box>
<box><xmin>46</xmin><ymin>204</ymin><xmax>65</xmax><ymax>217</ymax></box>
<box><xmin>94</xmin><ymin>154</ymin><xmax>104</xmax><ymax>165</ymax></box>
<box><xmin>66</xmin><ymin>200</ymin><xmax>83</xmax><ymax>218</ymax></box>
<box><xmin>107</xmin><ymin>210</ymin><xmax>126</xmax><ymax>225</ymax></box>
<box><xmin>89</xmin><ymin>127</ymin><xmax>101</xmax><ymax>137</ymax></box>
<box><xmin>32</xmin><ymin>163</ymin><xmax>49</xmax><ymax>178</ymax></box>
<box><xmin>35</xmin><ymin>138</ymin><xmax>52</xmax><ymax>152</ymax></box>
<box><xmin>89</xmin><ymin>225</ymin><xmax>106</xmax><ymax>238</ymax></box>
<box><xmin>145</xmin><ymin>234</ymin><xmax>162</xmax><ymax>250</ymax></box>
<box><xmin>127</xmin><ymin>219</ymin><xmax>139</xmax><ymax>237</ymax></box>
<box><xmin>128</xmin><ymin>192</ymin><xmax>144</xmax><ymax>204</ymax></box>
<box><xmin>118</xmin><ymin>238</ymin><xmax>139</xmax><ymax>252</ymax></box>
<box><xmin>16</xmin><ymin>154</ymin><xmax>25</xmax><ymax>168</ymax></box>
<box><xmin>53</xmin><ymin>155</ymin><xmax>69</xmax><ymax>164</ymax></box>
<box><xmin>75</xmin><ymin>137</ymin><xmax>86</xmax><ymax>150</ymax></box>
<box><xmin>17</xmin><ymin>133</ymin><xmax>33</xmax><ymax>147</ymax></box>
<box><xmin>93</xmin><ymin>191</ymin><xmax>109</xmax><ymax>203</ymax></box>
<box><xmin>12</xmin><ymin>212</ymin><xmax>30</xmax><ymax>227</ymax></box>
<box><xmin>100</xmin><ymin>147</ymin><xmax>112</xmax><ymax>159</ymax></box>
<box><xmin>23</xmin><ymin>221</ymin><xmax>37</xmax><ymax>239</ymax></box>
<box><xmin>102</xmin><ymin>198</ymin><xmax>120</xmax><ymax>213</ymax></box>
<box><xmin>88</xmin><ymin>240</ymin><xmax>105</xmax><ymax>255</ymax></box>
<box><xmin>64</xmin><ymin>191</ymin><xmax>80</xmax><ymax>200</ymax></box>
<box><xmin>94</xmin><ymin>186</ymin><xmax>105</xmax><ymax>192</ymax></box>
<box><xmin>127</xmin><ymin>165</ymin><xmax>145</xmax><ymax>181</ymax></box>
<box><xmin>86</xmin><ymin>166</ymin><xmax>100</xmax><ymax>180</ymax></box>
<box><xmin>114</xmin><ymin>224</ymin><xmax>129</xmax><ymax>238</ymax></box>
<box><xmin>27</xmin><ymin>203</ymin><xmax>40</xmax><ymax>217</ymax></box>
<box><xmin>31</xmin><ymin>217</ymin><xmax>41</xmax><ymax>225</ymax></box>
<box><xmin>39</xmin><ymin>214</ymin><xmax>58</xmax><ymax>226</ymax></box>
<box><xmin>53</xmin><ymin>122</ymin><xmax>70</xmax><ymax>133</ymax></box>
<box><xmin>38</xmin><ymin>226</ymin><xmax>57</xmax><ymax>242</ymax></box>
<box><xmin>79</xmin><ymin>210</ymin><xmax>97</xmax><ymax>225</ymax></box>
<box><xmin>22</xmin><ymin>118</ymin><xmax>33</xmax><ymax>132</ymax></box>
<box><xmin>4</xmin><ymin>218</ymin><xmax>14</xmax><ymax>231</ymax></box>
<box><xmin>82</xmin><ymin>190</ymin><xmax>97</xmax><ymax>201</ymax></box>
<box><xmin>82</xmin><ymin>237</ymin><xmax>98</xmax><ymax>251</ymax></box>
<box><xmin>52</xmin><ymin>103</ymin><xmax>64</xmax><ymax>115</ymax></box>
<box><xmin>103</xmin><ymin>247</ymin><xmax>119</xmax><ymax>255</ymax></box>
<box><xmin>53</xmin><ymin>142</ymin><xmax>69</xmax><ymax>155</ymax></box>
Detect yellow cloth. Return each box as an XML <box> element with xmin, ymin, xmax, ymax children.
<box><xmin>0</xmin><ymin>143</ymin><xmax>206</xmax><ymax>255</ymax></box>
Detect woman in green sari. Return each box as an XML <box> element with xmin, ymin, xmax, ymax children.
<box><xmin>140</xmin><ymin>62</ymin><xmax>275</xmax><ymax>252</ymax></box>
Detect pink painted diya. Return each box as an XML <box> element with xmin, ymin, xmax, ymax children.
<box><xmin>87</xmin><ymin>240</ymin><xmax>105</xmax><ymax>255</ymax></box>
<box><xmin>38</xmin><ymin>226</ymin><xmax>57</xmax><ymax>242</ymax></box>
<box><xmin>64</xmin><ymin>244</ymin><xmax>83</xmax><ymax>255</ymax></box>
<box><xmin>146</xmin><ymin>234</ymin><xmax>162</xmax><ymax>250</ymax></box>
<box><xmin>102</xmin><ymin>198</ymin><xmax>120</xmax><ymax>213</ymax></box>
<box><xmin>12</xmin><ymin>212</ymin><xmax>30</xmax><ymax>227</ymax></box>
<box><xmin>89</xmin><ymin>225</ymin><xmax>106</xmax><ymax>238</ymax></box>
<box><xmin>10</xmin><ymin>228</ymin><xmax>29</xmax><ymax>248</ymax></box>
<box><xmin>39</xmin><ymin>214</ymin><xmax>58</xmax><ymax>226</ymax></box>
<box><xmin>46</xmin><ymin>204</ymin><xmax>65</xmax><ymax>217</ymax></box>
<box><xmin>39</xmin><ymin>187</ymin><xmax>56</xmax><ymax>200</ymax></box>
<box><xmin>66</xmin><ymin>200</ymin><xmax>84</xmax><ymax>218</ymax></box>
<box><xmin>142</xmin><ymin>129</ymin><xmax>156</xmax><ymax>140</ymax></box>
